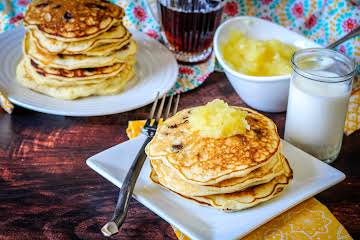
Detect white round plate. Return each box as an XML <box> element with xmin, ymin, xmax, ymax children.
<box><xmin>0</xmin><ymin>28</ymin><xmax>178</xmax><ymax>116</ymax></box>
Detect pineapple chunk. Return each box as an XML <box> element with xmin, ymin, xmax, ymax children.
<box><xmin>189</xmin><ymin>99</ymin><xmax>249</xmax><ymax>139</ymax></box>
<box><xmin>220</xmin><ymin>31</ymin><xmax>297</xmax><ymax>76</ymax></box>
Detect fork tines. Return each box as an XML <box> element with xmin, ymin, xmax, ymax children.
<box><xmin>146</xmin><ymin>92</ymin><xmax>180</xmax><ymax>130</ymax></box>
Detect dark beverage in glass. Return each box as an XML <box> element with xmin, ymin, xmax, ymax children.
<box><xmin>158</xmin><ymin>0</ymin><xmax>223</xmax><ymax>63</ymax></box>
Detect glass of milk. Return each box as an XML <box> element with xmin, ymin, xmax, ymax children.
<box><xmin>285</xmin><ymin>48</ymin><xmax>356</xmax><ymax>163</ymax></box>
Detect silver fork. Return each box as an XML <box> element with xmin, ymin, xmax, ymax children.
<box><xmin>101</xmin><ymin>92</ymin><xmax>180</xmax><ymax>237</ymax></box>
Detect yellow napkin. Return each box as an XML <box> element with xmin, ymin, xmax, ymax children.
<box><xmin>172</xmin><ymin>198</ymin><xmax>352</xmax><ymax>240</ymax></box>
<box><xmin>345</xmin><ymin>77</ymin><xmax>360</xmax><ymax>135</ymax></box>
<box><xmin>127</xmin><ymin>121</ymin><xmax>353</xmax><ymax>240</ymax></box>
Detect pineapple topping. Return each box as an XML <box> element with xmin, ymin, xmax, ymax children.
<box><xmin>220</xmin><ymin>31</ymin><xmax>297</xmax><ymax>76</ymax></box>
<box><xmin>189</xmin><ymin>99</ymin><xmax>250</xmax><ymax>139</ymax></box>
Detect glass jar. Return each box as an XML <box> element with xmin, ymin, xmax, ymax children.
<box><xmin>284</xmin><ymin>48</ymin><xmax>356</xmax><ymax>163</ymax></box>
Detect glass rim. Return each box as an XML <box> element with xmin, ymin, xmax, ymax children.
<box><xmin>291</xmin><ymin>48</ymin><xmax>356</xmax><ymax>83</ymax></box>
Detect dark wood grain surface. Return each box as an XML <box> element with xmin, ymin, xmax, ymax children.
<box><xmin>0</xmin><ymin>73</ymin><xmax>359</xmax><ymax>240</ymax></box>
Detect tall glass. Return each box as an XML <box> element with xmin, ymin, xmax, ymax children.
<box><xmin>284</xmin><ymin>48</ymin><xmax>356</xmax><ymax>163</ymax></box>
<box><xmin>157</xmin><ymin>0</ymin><xmax>223</xmax><ymax>63</ymax></box>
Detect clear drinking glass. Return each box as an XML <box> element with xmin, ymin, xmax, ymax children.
<box><xmin>284</xmin><ymin>48</ymin><xmax>356</xmax><ymax>163</ymax></box>
<box><xmin>157</xmin><ymin>0</ymin><xmax>223</xmax><ymax>63</ymax></box>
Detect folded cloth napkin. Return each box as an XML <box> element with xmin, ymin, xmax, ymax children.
<box><xmin>126</xmin><ymin>121</ymin><xmax>353</xmax><ymax>240</ymax></box>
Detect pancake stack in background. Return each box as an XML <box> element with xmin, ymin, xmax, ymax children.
<box><xmin>146</xmin><ymin>101</ymin><xmax>293</xmax><ymax>211</ymax></box>
<box><xmin>16</xmin><ymin>0</ymin><xmax>137</xmax><ymax>100</ymax></box>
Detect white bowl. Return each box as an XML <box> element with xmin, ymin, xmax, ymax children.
<box><xmin>214</xmin><ymin>16</ymin><xmax>321</xmax><ymax>112</ymax></box>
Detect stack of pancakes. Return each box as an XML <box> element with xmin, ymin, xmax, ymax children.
<box><xmin>146</xmin><ymin>107</ymin><xmax>293</xmax><ymax>211</ymax></box>
<box><xmin>16</xmin><ymin>0</ymin><xmax>136</xmax><ymax>100</ymax></box>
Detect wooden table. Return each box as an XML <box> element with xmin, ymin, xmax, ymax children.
<box><xmin>0</xmin><ymin>73</ymin><xmax>359</xmax><ymax>239</ymax></box>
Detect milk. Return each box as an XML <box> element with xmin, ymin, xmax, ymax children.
<box><xmin>284</xmin><ymin>70</ymin><xmax>351</xmax><ymax>161</ymax></box>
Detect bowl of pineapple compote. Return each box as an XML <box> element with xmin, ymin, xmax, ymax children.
<box><xmin>214</xmin><ymin>16</ymin><xmax>321</xmax><ymax>112</ymax></box>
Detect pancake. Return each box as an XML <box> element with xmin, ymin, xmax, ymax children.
<box><xmin>150</xmin><ymin>152</ymin><xmax>285</xmax><ymax>197</ymax></box>
<box><xmin>16</xmin><ymin>59</ymin><xmax>135</xmax><ymax>99</ymax></box>
<box><xmin>150</xmin><ymin>156</ymin><xmax>293</xmax><ymax>211</ymax></box>
<box><xmin>146</xmin><ymin>108</ymin><xmax>281</xmax><ymax>185</ymax></box>
<box><xmin>24</xmin><ymin>32</ymin><xmax>137</xmax><ymax>69</ymax></box>
<box><xmin>190</xmin><ymin>157</ymin><xmax>293</xmax><ymax>211</ymax></box>
<box><xmin>24</xmin><ymin>0</ymin><xmax>124</xmax><ymax>41</ymax></box>
<box><xmin>30</xmin><ymin>23</ymin><xmax>131</xmax><ymax>55</ymax></box>
<box><xmin>24</xmin><ymin>55</ymin><xmax>134</xmax><ymax>82</ymax></box>
<box><xmin>83</xmin><ymin>38</ymin><xmax>132</xmax><ymax>56</ymax></box>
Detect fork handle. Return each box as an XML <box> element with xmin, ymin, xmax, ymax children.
<box><xmin>102</xmin><ymin>136</ymin><xmax>152</xmax><ymax>236</ymax></box>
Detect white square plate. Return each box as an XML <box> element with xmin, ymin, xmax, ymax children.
<box><xmin>86</xmin><ymin>135</ymin><xmax>345</xmax><ymax>240</ymax></box>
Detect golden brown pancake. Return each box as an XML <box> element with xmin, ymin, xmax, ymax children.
<box><xmin>16</xmin><ymin>58</ymin><xmax>135</xmax><ymax>99</ymax></box>
<box><xmin>24</xmin><ymin>0</ymin><xmax>124</xmax><ymax>41</ymax></box>
<box><xmin>24</xmin><ymin>55</ymin><xmax>134</xmax><ymax>82</ymax></box>
<box><xmin>24</xmin><ymin>32</ymin><xmax>137</xmax><ymax>69</ymax></box>
<box><xmin>150</xmin><ymin>156</ymin><xmax>293</xmax><ymax>211</ymax></box>
<box><xmin>29</xmin><ymin>23</ymin><xmax>131</xmax><ymax>55</ymax></box>
<box><xmin>150</xmin><ymin>153</ymin><xmax>285</xmax><ymax>197</ymax></box>
<box><xmin>82</xmin><ymin>37</ymin><xmax>132</xmax><ymax>56</ymax></box>
<box><xmin>146</xmin><ymin>107</ymin><xmax>281</xmax><ymax>185</ymax></box>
